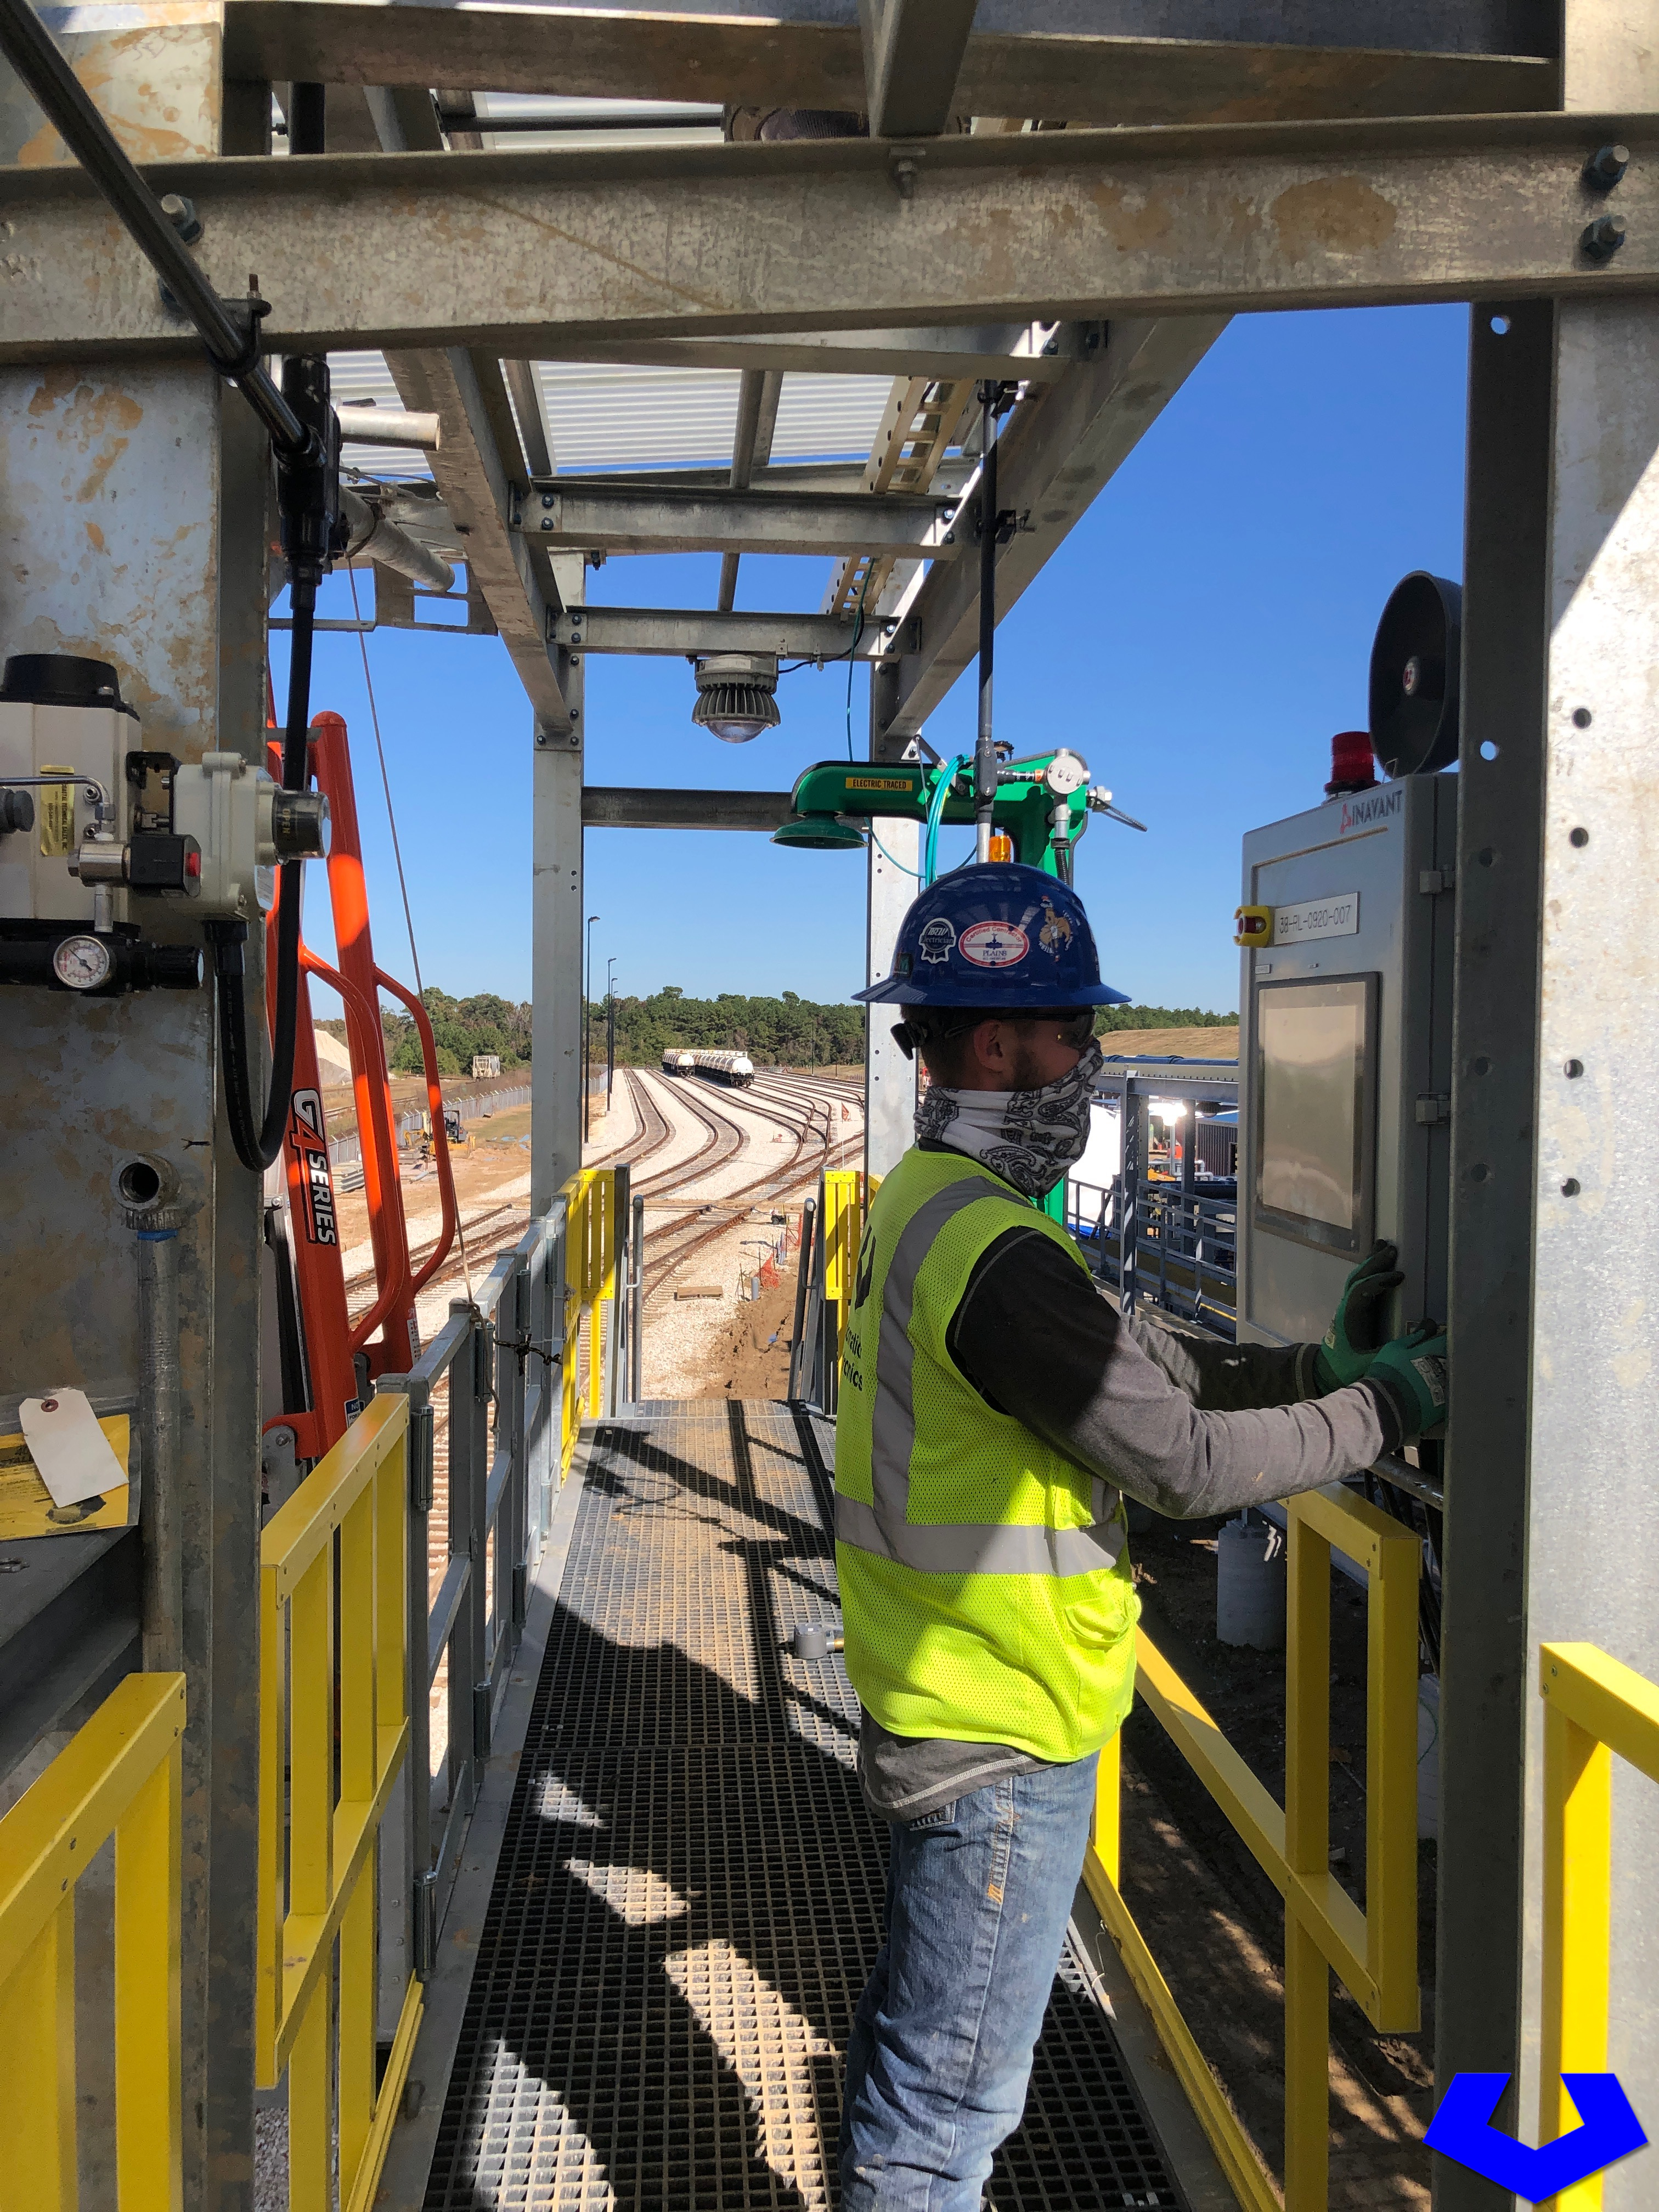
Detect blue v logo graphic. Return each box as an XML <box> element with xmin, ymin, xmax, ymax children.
<box><xmin>1425</xmin><ymin>2074</ymin><xmax>1647</xmax><ymax>2202</ymax></box>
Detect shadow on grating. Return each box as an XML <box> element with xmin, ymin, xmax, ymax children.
<box><xmin>423</xmin><ymin>1402</ymin><xmax>1186</xmax><ymax>2211</ymax></box>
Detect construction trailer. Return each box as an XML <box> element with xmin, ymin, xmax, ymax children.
<box><xmin>1</xmin><ymin>5</ymin><xmax>1658</xmax><ymax>2210</ymax></box>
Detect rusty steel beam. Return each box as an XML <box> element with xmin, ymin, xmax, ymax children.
<box><xmin>0</xmin><ymin>115</ymin><xmax>1648</xmax><ymax>367</ymax></box>
<box><xmin>222</xmin><ymin>3</ymin><xmax>1553</xmax><ymax>126</ymax></box>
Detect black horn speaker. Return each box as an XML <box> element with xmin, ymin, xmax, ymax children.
<box><xmin>1368</xmin><ymin>571</ymin><xmax>1462</xmax><ymax>778</ymax></box>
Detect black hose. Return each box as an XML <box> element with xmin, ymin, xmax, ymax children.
<box><xmin>208</xmin><ymin>584</ymin><xmax>317</xmax><ymax>1171</ymax></box>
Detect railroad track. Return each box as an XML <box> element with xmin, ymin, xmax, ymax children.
<box><xmin>346</xmin><ymin>1063</ymin><xmax>862</xmax><ymax>1318</ymax></box>
<box><xmin>635</xmin><ymin>1070</ymin><xmax>861</xmax><ymax>1301</ymax></box>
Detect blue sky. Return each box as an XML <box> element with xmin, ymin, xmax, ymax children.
<box><xmin>280</xmin><ymin>303</ymin><xmax>1469</xmax><ymax>1017</ymax></box>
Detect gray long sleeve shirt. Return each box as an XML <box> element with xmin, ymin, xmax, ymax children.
<box><xmin>855</xmin><ymin>1172</ymin><xmax>1399</xmax><ymax>1822</ymax></box>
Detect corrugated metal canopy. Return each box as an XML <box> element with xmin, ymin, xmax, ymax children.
<box><xmin>330</xmin><ymin>353</ymin><xmax>893</xmax><ymax>477</ymax></box>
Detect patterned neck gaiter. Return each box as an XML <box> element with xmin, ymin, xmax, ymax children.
<box><xmin>914</xmin><ymin>1041</ymin><xmax>1104</xmax><ymax>1199</ymax></box>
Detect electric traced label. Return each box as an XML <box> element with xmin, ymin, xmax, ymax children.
<box><xmin>1271</xmin><ymin>893</ymin><xmax>1359</xmax><ymax>947</ymax></box>
<box><xmin>845</xmin><ymin>776</ymin><xmax>914</xmax><ymax>792</ymax></box>
<box><xmin>38</xmin><ymin>765</ymin><xmax>75</xmax><ymax>857</ymax></box>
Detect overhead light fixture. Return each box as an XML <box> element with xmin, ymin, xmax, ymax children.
<box><xmin>691</xmin><ymin>652</ymin><xmax>780</xmax><ymax>743</ymax></box>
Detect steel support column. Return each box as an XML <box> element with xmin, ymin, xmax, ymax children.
<box><xmin>1440</xmin><ymin>13</ymin><xmax>1659</xmax><ymax>2203</ymax></box>
<box><xmin>1436</xmin><ymin>294</ymin><xmax>1553</xmax><ymax>2208</ymax></box>
<box><xmin>0</xmin><ymin>18</ymin><xmax>267</xmax><ymax>2211</ymax></box>
<box><xmin>533</xmin><ymin>555</ymin><xmax>586</xmax><ymax>1206</ymax></box>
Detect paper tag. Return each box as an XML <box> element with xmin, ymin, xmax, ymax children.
<box><xmin>19</xmin><ymin>1389</ymin><xmax>128</xmax><ymax>1508</ymax></box>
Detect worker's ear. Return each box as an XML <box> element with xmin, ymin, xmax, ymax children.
<box><xmin>968</xmin><ymin>1020</ymin><xmax>1011</xmax><ymax>1077</ymax></box>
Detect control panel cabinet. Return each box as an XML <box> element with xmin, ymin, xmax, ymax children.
<box><xmin>1237</xmin><ymin>775</ymin><xmax>1456</xmax><ymax>1349</ymax></box>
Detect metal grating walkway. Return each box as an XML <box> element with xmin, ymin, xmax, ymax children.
<box><xmin>423</xmin><ymin>1401</ymin><xmax>1186</xmax><ymax>2211</ymax></box>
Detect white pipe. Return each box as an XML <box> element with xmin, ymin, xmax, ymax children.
<box><xmin>337</xmin><ymin>405</ymin><xmax>441</xmax><ymax>451</ymax></box>
<box><xmin>338</xmin><ymin>487</ymin><xmax>455</xmax><ymax>595</ymax></box>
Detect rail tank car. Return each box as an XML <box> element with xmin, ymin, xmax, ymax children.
<box><xmin>661</xmin><ymin>1050</ymin><xmax>696</xmax><ymax>1076</ymax></box>
<box><xmin>692</xmin><ymin>1049</ymin><xmax>755</xmax><ymax>1087</ymax></box>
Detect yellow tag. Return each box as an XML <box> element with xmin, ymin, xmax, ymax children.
<box><xmin>0</xmin><ymin>1413</ymin><xmax>130</xmax><ymax>1538</ymax></box>
<box><xmin>38</xmin><ymin>764</ymin><xmax>75</xmax><ymax>857</ymax></box>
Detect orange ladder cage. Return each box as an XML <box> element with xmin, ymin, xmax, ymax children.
<box><xmin>263</xmin><ymin>708</ymin><xmax>460</xmax><ymax>1464</ymax></box>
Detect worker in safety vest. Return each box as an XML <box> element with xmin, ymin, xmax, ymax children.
<box><xmin>836</xmin><ymin>862</ymin><xmax>1446</xmax><ymax>2211</ymax></box>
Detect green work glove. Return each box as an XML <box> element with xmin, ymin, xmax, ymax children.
<box><xmin>1314</xmin><ymin>1239</ymin><xmax>1404</xmax><ymax>1391</ymax></box>
<box><xmin>1366</xmin><ymin>1322</ymin><xmax>1448</xmax><ymax>1442</ymax></box>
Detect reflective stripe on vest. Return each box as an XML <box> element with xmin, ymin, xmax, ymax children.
<box><xmin>834</xmin><ymin>1172</ymin><xmax>1124</xmax><ymax>1578</ymax></box>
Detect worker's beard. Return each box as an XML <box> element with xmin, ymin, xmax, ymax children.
<box><xmin>915</xmin><ymin>1041</ymin><xmax>1103</xmax><ymax>1199</ymax></box>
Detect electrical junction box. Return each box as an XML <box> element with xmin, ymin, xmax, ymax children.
<box><xmin>0</xmin><ymin>678</ymin><xmax>137</xmax><ymax>924</ymax></box>
<box><xmin>1236</xmin><ymin>774</ymin><xmax>1457</xmax><ymax>1350</ymax></box>
<box><xmin>0</xmin><ymin>655</ymin><xmax>326</xmax><ymax>938</ymax></box>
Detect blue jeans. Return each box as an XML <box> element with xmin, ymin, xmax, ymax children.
<box><xmin>838</xmin><ymin>1752</ymin><xmax>1100</xmax><ymax>2211</ymax></box>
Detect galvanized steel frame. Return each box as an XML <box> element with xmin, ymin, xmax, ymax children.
<box><xmin>5</xmin><ymin>117</ymin><xmax>1659</xmax><ymax>369</ymax></box>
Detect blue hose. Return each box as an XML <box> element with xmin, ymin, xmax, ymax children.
<box><xmin>923</xmin><ymin>755</ymin><xmax>969</xmax><ymax>885</ymax></box>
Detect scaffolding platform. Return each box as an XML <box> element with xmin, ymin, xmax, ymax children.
<box><xmin>411</xmin><ymin>1399</ymin><xmax>1185</xmax><ymax>2211</ymax></box>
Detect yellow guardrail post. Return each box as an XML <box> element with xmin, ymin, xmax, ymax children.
<box><xmin>1084</xmin><ymin>1481</ymin><xmax>1423</xmax><ymax>2210</ymax></box>
<box><xmin>1538</xmin><ymin>1642</ymin><xmax>1659</xmax><ymax>2210</ymax></box>
<box><xmin>1284</xmin><ymin>1496</ymin><xmax>1333</xmax><ymax>2209</ymax></box>
<box><xmin>821</xmin><ymin>1169</ymin><xmax>865</xmax><ymax>1366</ymax></box>
<box><xmin>554</xmin><ymin>1169</ymin><xmax>619</xmax><ymax>1469</ymax></box>
<box><xmin>0</xmin><ymin>1671</ymin><xmax>187</xmax><ymax>2212</ymax></box>
<box><xmin>258</xmin><ymin>1393</ymin><xmax>421</xmax><ymax>2212</ymax></box>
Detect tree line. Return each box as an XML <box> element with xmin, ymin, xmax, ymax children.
<box><xmin>318</xmin><ymin>986</ymin><xmax>1235</xmax><ymax>1078</ymax></box>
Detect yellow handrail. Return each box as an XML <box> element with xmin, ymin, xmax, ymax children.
<box><xmin>1085</xmin><ymin>1482</ymin><xmax>1423</xmax><ymax>2210</ymax></box>
<box><xmin>1538</xmin><ymin>1641</ymin><xmax>1659</xmax><ymax>2211</ymax></box>
<box><xmin>257</xmin><ymin>1393</ymin><xmax>421</xmax><ymax>2212</ymax></box>
<box><xmin>558</xmin><ymin>1166</ymin><xmax>618</xmax><ymax>1466</ymax></box>
<box><xmin>0</xmin><ymin>1671</ymin><xmax>186</xmax><ymax>2211</ymax></box>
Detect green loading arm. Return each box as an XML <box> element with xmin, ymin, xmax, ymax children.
<box><xmin>774</xmin><ymin>751</ymin><xmax>1109</xmax><ymax>875</ymax></box>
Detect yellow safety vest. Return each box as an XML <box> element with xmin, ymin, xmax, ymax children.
<box><xmin>834</xmin><ymin>1146</ymin><xmax>1139</xmax><ymax>1765</ymax></box>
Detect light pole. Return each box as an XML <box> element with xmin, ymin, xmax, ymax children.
<box><xmin>584</xmin><ymin>913</ymin><xmax>600</xmax><ymax>1143</ymax></box>
<box><xmin>606</xmin><ymin>956</ymin><xmax>618</xmax><ymax>1110</ymax></box>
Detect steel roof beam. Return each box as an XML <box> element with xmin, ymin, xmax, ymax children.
<box><xmin>224</xmin><ymin>4</ymin><xmax>1553</xmax><ymax>125</ymax></box>
<box><xmin>859</xmin><ymin>0</ymin><xmax>977</xmax><ymax>139</ymax></box>
<box><xmin>550</xmin><ymin>607</ymin><xmax>879</xmax><ymax>658</ymax></box>
<box><xmin>3</xmin><ymin>116</ymin><xmax>1647</xmax><ymax>365</ymax></box>
<box><xmin>551</xmin><ymin>459</ymin><xmax>978</xmax><ymax>495</ymax></box>
<box><xmin>583</xmin><ymin>787</ymin><xmax>795</xmax><ymax>831</ymax></box>
<box><xmin>368</xmin><ymin>75</ymin><xmax>572</xmax><ymax>729</ymax></box>
<box><xmin>385</xmin><ymin>347</ymin><xmax>572</xmax><ymax>727</ymax></box>
<box><xmin>520</xmin><ymin>482</ymin><xmax>958</xmax><ymax>558</ymax></box>
<box><xmin>532</xmin><ymin>324</ymin><xmax>1079</xmax><ymax>380</ymax></box>
<box><xmin>876</xmin><ymin>316</ymin><xmax>1227</xmax><ymax>744</ymax></box>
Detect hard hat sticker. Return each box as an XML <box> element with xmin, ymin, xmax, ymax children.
<box><xmin>959</xmin><ymin>921</ymin><xmax>1029</xmax><ymax>968</ymax></box>
<box><xmin>917</xmin><ymin>917</ymin><xmax>957</xmax><ymax>965</ymax></box>
<box><xmin>1038</xmin><ymin>898</ymin><xmax>1075</xmax><ymax>954</ymax></box>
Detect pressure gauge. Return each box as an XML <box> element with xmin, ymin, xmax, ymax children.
<box><xmin>52</xmin><ymin>933</ymin><xmax>112</xmax><ymax>991</ymax></box>
<box><xmin>1043</xmin><ymin>749</ymin><xmax>1090</xmax><ymax>797</ymax></box>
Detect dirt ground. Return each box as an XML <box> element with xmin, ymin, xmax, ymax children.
<box><xmin>1120</xmin><ymin>1516</ymin><xmax>1435</xmax><ymax>2207</ymax></box>
<box><xmin>1102</xmin><ymin>1025</ymin><xmax>1239</xmax><ymax>1060</ymax></box>
<box><xmin>332</xmin><ymin>1103</ymin><xmax>535</xmax><ymax>1263</ymax></box>
<box><xmin>692</xmin><ymin>1271</ymin><xmax>801</xmax><ymax>1400</ymax></box>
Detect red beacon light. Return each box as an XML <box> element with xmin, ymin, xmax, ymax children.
<box><xmin>1325</xmin><ymin>729</ymin><xmax>1378</xmax><ymax>798</ymax></box>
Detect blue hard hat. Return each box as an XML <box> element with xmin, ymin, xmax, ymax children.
<box><xmin>855</xmin><ymin>864</ymin><xmax>1130</xmax><ymax>1007</ymax></box>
